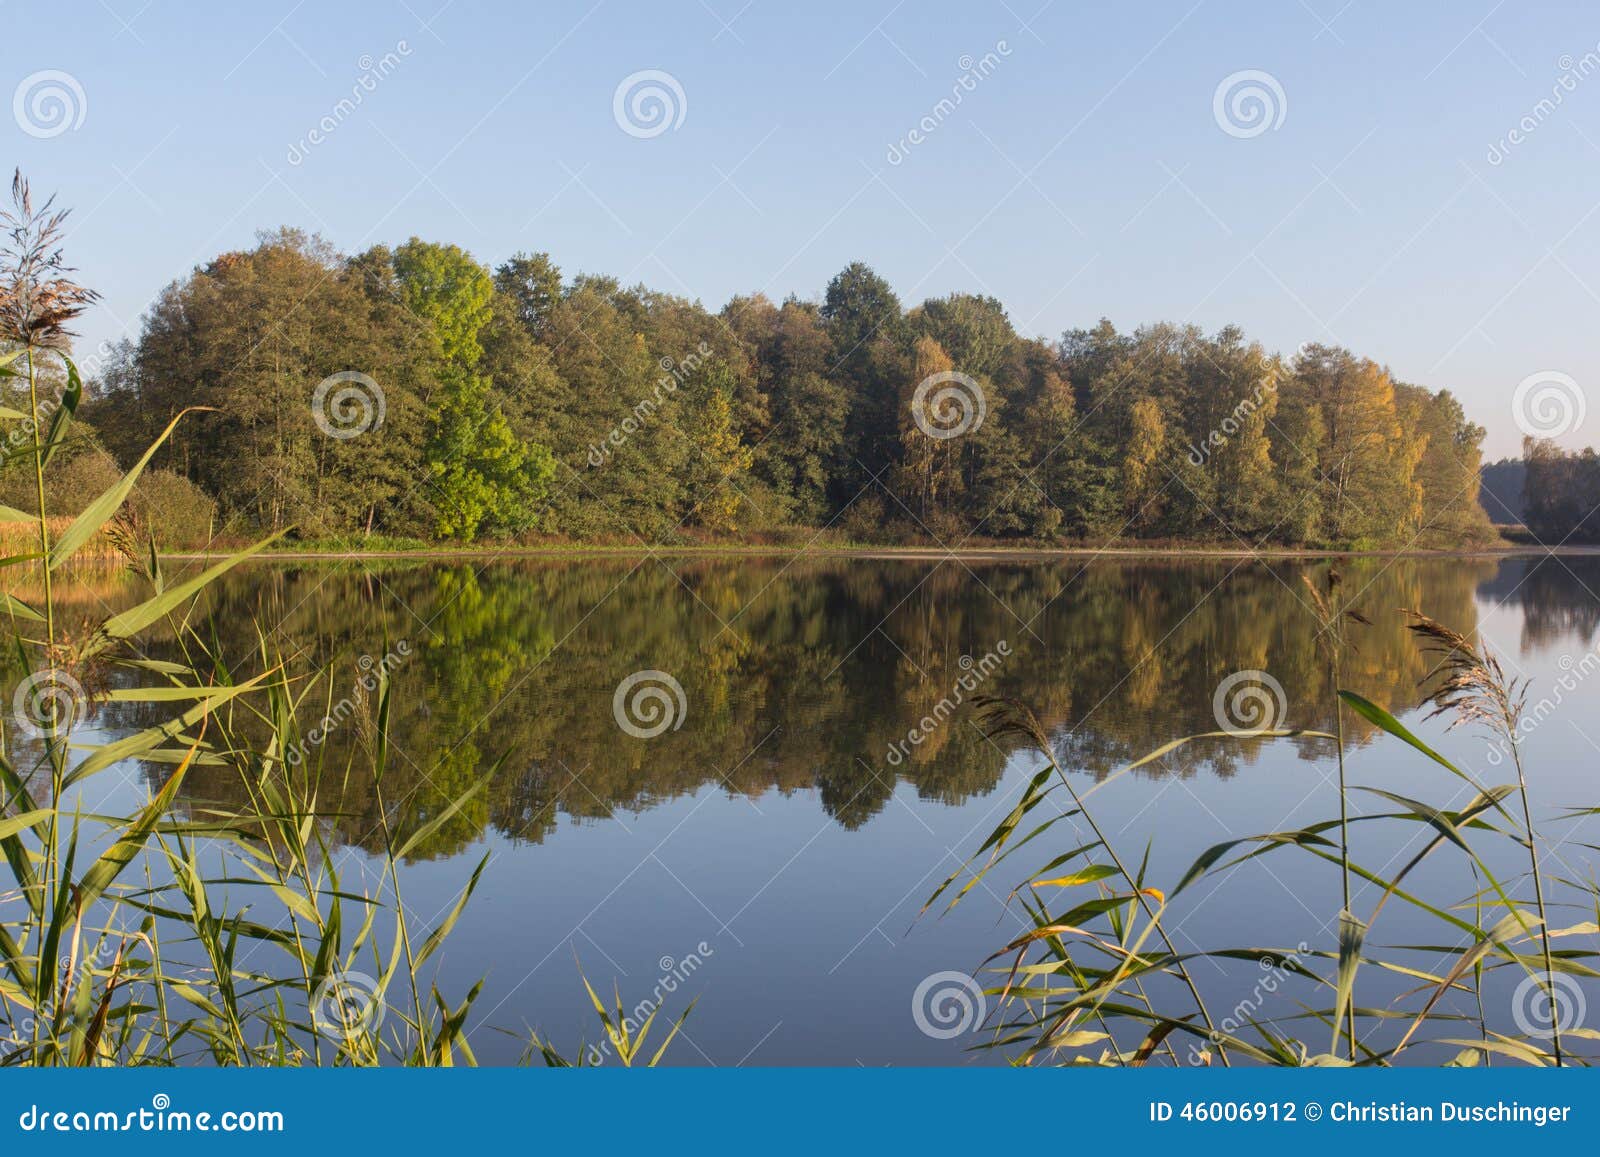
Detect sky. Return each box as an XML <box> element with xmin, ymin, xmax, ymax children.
<box><xmin>10</xmin><ymin>0</ymin><xmax>1600</xmax><ymax>459</ymax></box>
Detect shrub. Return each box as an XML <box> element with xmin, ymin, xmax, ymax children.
<box><xmin>130</xmin><ymin>468</ymin><xmax>217</xmax><ymax>549</ymax></box>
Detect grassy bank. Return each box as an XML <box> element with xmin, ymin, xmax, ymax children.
<box><xmin>143</xmin><ymin>524</ymin><xmax>1561</xmax><ymax>564</ymax></box>
<box><xmin>183</xmin><ymin>539</ymin><xmax>1580</xmax><ymax>564</ymax></box>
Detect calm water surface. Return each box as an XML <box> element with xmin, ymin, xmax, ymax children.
<box><xmin>22</xmin><ymin>554</ymin><xmax>1600</xmax><ymax>1064</ymax></box>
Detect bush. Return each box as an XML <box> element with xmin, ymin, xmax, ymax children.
<box><xmin>839</xmin><ymin>492</ymin><xmax>889</xmax><ymax>542</ymax></box>
<box><xmin>130</xmin><ymin>468</ymin><xmax>217</xmax><ymax>549</ymax></box>
<box><xmin>0</xmin><ymin>444</ymin><xmax>121</xmax><ymax>516</ymax></box>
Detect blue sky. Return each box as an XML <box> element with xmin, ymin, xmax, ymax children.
<box><xmin>12</xmin><ymin>0</ymin><xmax>1600</xmax><ymax>458</ymax></box>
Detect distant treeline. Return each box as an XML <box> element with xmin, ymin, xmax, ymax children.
<box><xmin>1521</xmin><ymin>438</ymin><xmax>1600</xmax><ymax>543</ymax></box>
<box><xmin>18</xmin><ymin>229</ymin><xmax>1496</xmax><ymax>548</ymax></box>
<box><xmin>1478</xmin><ymin>456</ymin><xmax>1526</xmax><ymax>524</ymax></box>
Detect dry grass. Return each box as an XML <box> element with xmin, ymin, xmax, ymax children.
<box><xmin>0</xmin><ymin>514</ymin><xmax>118</xmax><ymax>563</ymax></box>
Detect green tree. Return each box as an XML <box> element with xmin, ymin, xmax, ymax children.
<box><xmin>726</xmin><ymin>295</ymin><xmax>848</xmax><ymax>524</ymax></box>
<box><xmin>822</xmin><ymin>262</ymin><xmax>903</xmax><ymax>499</ymax></box>
<box><xmin>681</xmin><ymin>361</ymin><xmax>756</xmax><ymax>531</ymax></box>
<box><xmin>1288</xmin><ymin>345</ymin><xmax>1408</xmax><ymax>545</ymax></box>
<box><xmin>393</xmin><ymin>239</ymin><xmax>555</xmax><ymax>540</ymax></box>
<box><xmin>494</xmin><ymin>251</ymin><xmax>563</xmax><ymax>340</ymax></box>
<box><xmin>85</xmin><ymin>229</ymin><xmax>429</xmax><ymax>536</ymax></box>
<box><xmin>77</xmin><ymin>239</ymin><xmax>1498</xmax><ymax>552</ymax></box>
<box><xmin>1395</xmin><ymin>383</ymin><xmax>1494</xmax><ymax>546</ymax></box>
<box><xmin>1186</xmin><ymin>328</ymin><xmax>1278</xmax><ymax>538</ymax></box>
<box><xmin>542</xmin><ymin>278</ymin><xmax>688</xmax><ymax>539</ymax></box>
<box><xmin>1266</xmin><ymin>388</ymin><xmax>1326</xmax><ymax>544</ymax></box>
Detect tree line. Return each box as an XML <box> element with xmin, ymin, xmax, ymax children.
<box><xmin>49</xmin><ymin>229</ymin><xmax>1496</xmax><ymax>548</ymax></box>
<box><xmin>1520</xmin><ymin>437</ymin><xmax>1600</xmax><ymax>543</ymax></box>
<box><xmin>1478</xmin><ymin>455</ymin><xmax>1526</xmax><ymax>524</ymax></box>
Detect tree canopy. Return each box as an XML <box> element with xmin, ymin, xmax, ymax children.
<box><xmin>73</xmin><ymin>232</ymin><xmax>1495</xmax><ymax>548</ymax></box>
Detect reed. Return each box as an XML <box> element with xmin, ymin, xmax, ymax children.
<box><xmin>932</xmin><ymin>620</ymin><xmax>1599</xmax><ymax>1066</ymax></box>
<box><xmin>0</xmin><ymin>172</ymin><xmax>678</xmax><ymax>1067</ymax></box>
<box><xmin>1301</xmin><ymin>566</ymin><xmax>1369</xmax><ymax>1060</ymax></box>
<box><xmin>0</xmin><ymin>516</ymin><xmax>117</xmax><ymax>561</ymax></box>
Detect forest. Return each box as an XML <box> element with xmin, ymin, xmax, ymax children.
<box><xmin>1517</xmin><ymin>437</ymin><xmax>1600</xmax><ymax>544</ymax></box>
<box><xmin>4</xmin><ymin>228</ymin><xmax>1498</xmax><ymax>550</ymax></box>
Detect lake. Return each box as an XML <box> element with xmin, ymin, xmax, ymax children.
<box><xmin>19</xmin><ymin>552</ymin><xmax>1600</xmax><ymax>1064</ymax></box>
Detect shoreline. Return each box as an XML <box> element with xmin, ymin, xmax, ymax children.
<box><xmin>156</xmin><ymin>541</ymin><xmax>1585</xmax><ymax>564</ymax></box>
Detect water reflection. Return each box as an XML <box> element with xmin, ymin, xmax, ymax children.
<box><xmin>14</xmin><ymin>554</ymin><xmax>1570</xmax><ymax>862</ymax></box>
<box><xmin>1477</xmin><ymin>556</ymin><xmax>1600</xmax><ymax>653</ymax></box>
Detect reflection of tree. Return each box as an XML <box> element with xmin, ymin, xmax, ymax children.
<box><xmin>819</xmin><ymin>757</ymin><xmax>897</xmax><ymax>830</ymax></box>
<box><xmin>1477</xmin><ymin>557</ymin><xmax>1600</xmax><ymax>654</ymax></box>
<box><xmin>1045</xmin><ymin>559</ymin><xmax>1494</xmax><ymax>778</ymax></box>
<box><xmin>24</xmin><ymin>554</ymin><xmax>1511</xmax><ymax>859</ymax></box>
